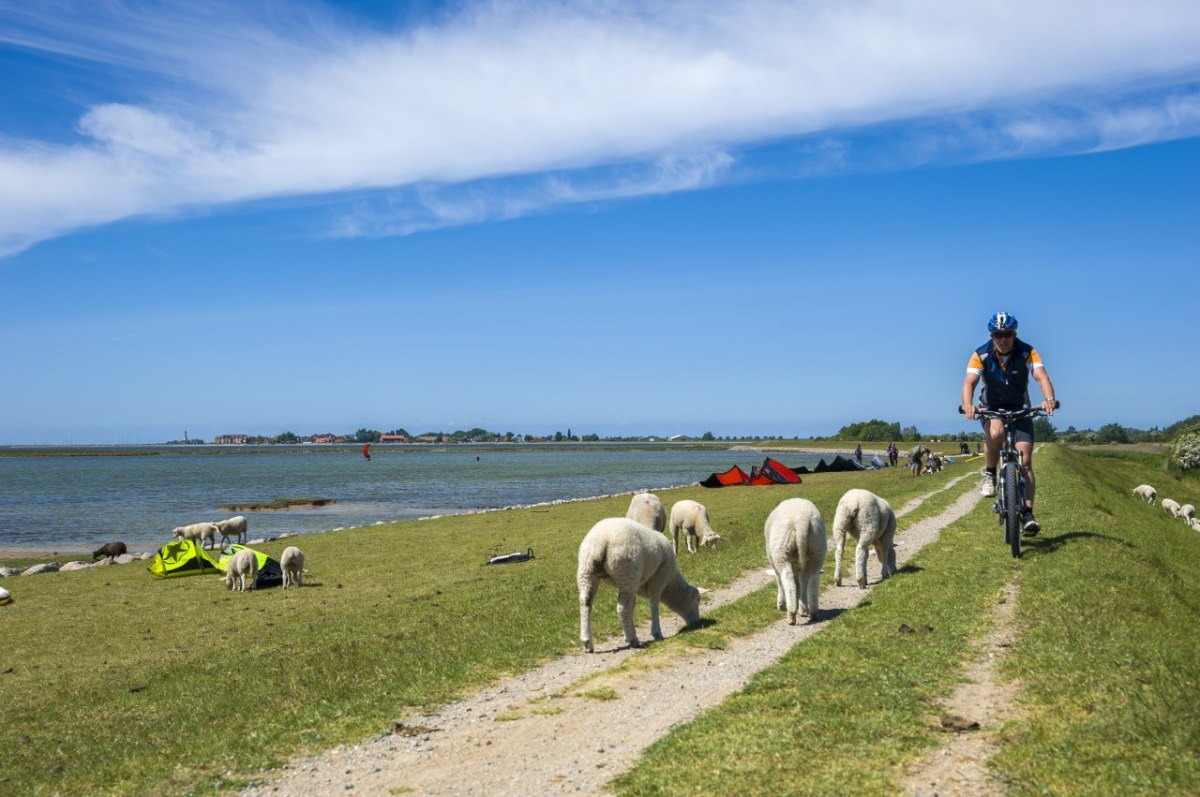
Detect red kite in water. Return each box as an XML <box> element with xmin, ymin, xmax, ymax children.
<box><xmin>362</xmin><ymin>443</ymin><xmax>371</xmax><ymax>460</ymax></box>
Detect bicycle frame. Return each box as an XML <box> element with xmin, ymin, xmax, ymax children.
<box><xmin>960</xmin><ymin>403</ymin><xmax>1058</xmax><ymax>558</ymax></box>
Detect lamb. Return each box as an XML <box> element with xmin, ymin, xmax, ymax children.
<box><xmin>1161</xmin><ymin>498</ymin><xmax>1181</xmax><ymax>518</ymax></box>
<box><xmin>1132</xmin><ymin>484</ymin><xmax>1157</xmax><ymax>504</ymax></box>
<box><xmin>92</xmin><ymin>541</ymin><xmax>127</xmax><ymax>560</ymax></box>
<box><xmin>764</xmin><ymin>498</ymin><xmax>828</xmax><ymax>625</ymax></box>
<box><xmin>1190</xmin><ymin>518</ymin><xmax>1200</xmax><ymax>533</ymax></box>
<box><xmin>224</xmin><ymin>548</ymin><xmax>258</xmax><ymax>591</ymax></box>
<box><xmin>1179</xmin><ymin>504</ymin><xmax>1196</xmax><ymax>524</ymax></box>
<box><xmin>668</xmin><ymin>499</ymin><xmax>722</xmax><ymax>554</ymax></box>
<box><xmin>831</xmin><ymin>488</ymin><xmax>898</xmax><ymax>589</ymax></box>
<box><xmin>173</xmin><ymin>522</ymin><xmax>219</xmax><ymax>548</ymax></box>
<box><xmin>280</xmin><ymin>546</ymin><xmax>305</xmax><ymax>589</ymax></box>
<box><xmin>625</xmin><ymin>492</ymin><xmax>666</xmax><ymax>533</ymax></box>
<box><xmin>215</xmin><ymin>516</ymin><xmax>248</xmax><ymax>547</ymax></box>
<box><xmin>576</xmin><ymin>517</ymin><xmax>704</xmax><ymax>652</ymax></box>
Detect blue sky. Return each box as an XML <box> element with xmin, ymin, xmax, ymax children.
<box><xmin>1</xmin><ymin>0</ymin><xmax>1198</xmax><ymax>444</ymax></box>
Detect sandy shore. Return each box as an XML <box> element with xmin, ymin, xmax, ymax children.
<box><xmin>0</xmin><ymin>547</ymin><xmax>94</xmax><ymax>560</ymax></box>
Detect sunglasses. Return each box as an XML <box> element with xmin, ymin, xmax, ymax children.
<box><xmin>991</xmin><ymin>330</ymin><xmax>1015</xmax><ymax>339</ymax></box>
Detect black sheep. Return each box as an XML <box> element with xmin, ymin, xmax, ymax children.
<box><xmin>92</xmin><ymin>541</ymin><xmax>128</xmax><ymax>560</ymax></box>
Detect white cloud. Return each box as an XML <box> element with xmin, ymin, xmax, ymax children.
<box><xmin>1</xmin><ymin>0</ymin><xmax>1200</xmax><ymax>255</ymax></box>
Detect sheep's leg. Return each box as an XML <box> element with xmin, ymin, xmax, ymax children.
<box><xmin>686</xmin><ymin>530</ymin><xmax>698</xmax><ymax>554</ymax></box>
<box><xmin>799</xmin><ymin>561</ymin><xmax>821</xmax><ymax>622</ymax></box>
<box><xmin>773</xmin><ymin>565</ymin><xmax>787</xmax><ymax>612</ymax></box>
<box><xmin>616</xmin><ymin>590</ymin><xmax>641</xmax><ymax>648</ymax></box>
<box><xmin>793</xmin><ymin>565</ymin><xmax>809</xmax><ymax>621</ymax></box>
<box><xmin>855</xmin><ymin>540</ymin><xmax>870</xmax><ymax>589</ymax></box>
<box><xmin>648</xmin><ymin>596</ymin><xmax>663</xmax><ymax>641</ymax></box>
<box><xmin>778</xmin><ymin>561</ymin><xmax>799</xmax><ymax>624</ymax></box>
<box><xmin>833</xmin><ymin>528</ymin><xmax>845</xmax><ymax>586</ymax></box>
<box><xmin>578</xmin><ymin>574</ymin><xmax>599</xmax><ymax>652</ymax></box>
<box><xmin>671</xmin><ymin>522</ymin><xmax>680</xmax><ymax>554</ymax></box>
<box><xmin>878</xmin><ymin>538</ymin><xmax>897</xmax><ymax>579</ymax></box>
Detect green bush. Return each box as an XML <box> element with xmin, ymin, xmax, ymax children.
<box><xmin>1171</xmin><ymin>428</ymin><xmax>1200</xmax><ymax>470</ymax></box>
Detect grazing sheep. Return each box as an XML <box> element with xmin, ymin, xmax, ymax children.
<box><xmin>576</xmin><ymin>517</ymin><xmax>704</xmax><ymax>652</ymax></box>
<box><xmin>626</xmin><ymin>492</ymin><xmax>666</xmax><ymax>533</ymax></box>
<box><xmin>280</xmin><ymin>546</ymin><xmax>305</xmax><ymax>589</ymax></box>
<box><xmin>1162</xmin><ymin>498</ymin><xmax>1182</xmax><ymax>518</ymax></box>
<box><xmin>92</xmin><ymin>541</ymin><xmax>127</xmax><ymax>560</ymax></box>
<box><xmin>1179</xmin><ymin>504</ymin><xmax>1196</xmax><ymax>524</ymax></box>
<box><xmin>1132</xmin><ymin>484</ymin><xmax>1157</xmax><ymax>504</ymax></box>
<box><xmin>764</xmin><ymin>498</ymin><xmax>828</xmax><ymax>625</ymax></box>
<box><xmin>832</xmin><ymin>488</ymin><xmax>898</xmax><ymax>589</ymax></box>
<box><xmin>668</xmin><ymin>499</ymin><xmax>722</xmax><ymax>554</ymax></box>
<box><xmin>1190</xmin><ymin>518</ymin><xmax>1200</xmax><ymax>533</ymax></box>
<box><xmin>224</xmin><ymin>548</ymin><xmax>258</xmax><ymax>591</ymax></box>
<box><xmin>215</xmin><ymin>516</ymin><xmax>248</xmax><ymax>547</ymax></box>
<box><xmin>173</xmin><ymin>522</ymin><xmax>219</xmax><ymax>548</ymax></box>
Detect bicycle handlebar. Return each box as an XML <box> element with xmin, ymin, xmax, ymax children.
<box><xmin>958</xmin><ymin>400</ymin><xmax>1060</xmax><ymax>417</ymax></box>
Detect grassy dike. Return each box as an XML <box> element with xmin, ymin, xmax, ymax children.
<box><xmin>0</xmin><ymin>462</ymin><xmax>964</xmax><ymax>796</ymax></box>
<box><xmin>998</xmin><ymin>446</ymin><xmax>1200</xmax><ymax>794</ymax></box>
<box><xmin>613</xmin><ymin>446</ymin><xmax>1200</xmax><ymax>796</ymax></box>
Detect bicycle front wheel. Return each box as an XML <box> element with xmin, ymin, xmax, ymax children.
<box><xmin>1002</xmin><ymin>461</ymin><xmax>1022</xmax><ymax>558</ymax></box>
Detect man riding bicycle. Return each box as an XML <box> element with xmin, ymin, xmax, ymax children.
<box><xmin>961</xmin><ymin>311</ymin><xmax>1057</xmax><ymax>536</ymax></box>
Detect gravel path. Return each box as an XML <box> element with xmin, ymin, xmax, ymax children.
<box><xmin>903</xmin><ymin>577</ymin><xmax>1022</xmax><ymax>796</ymax></box>
<box><xmin>243</xmin><ymin>476</ymin><xmax>981</xmax><ymax>797</ymax></box>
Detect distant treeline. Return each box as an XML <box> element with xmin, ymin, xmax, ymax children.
<box><xmin>830</xmin><ymin>414</ymin><xmax>1200</xmax><ymax>447</ymax></box>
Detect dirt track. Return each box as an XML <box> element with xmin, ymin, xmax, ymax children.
<box><xmin>244</xmin><ymin>475</ymin><xmax>983</xmax><ymax>796</ymax></box>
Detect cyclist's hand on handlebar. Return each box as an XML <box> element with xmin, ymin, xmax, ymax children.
<box><xmin>1039</xmin><ymin>398</ymin><xmax>1058</xmax><ymax>415</ymax></box>
<box><xmin>962</xmin><ymin>404</ymin><xmax>977</xmax><ymax>421</ymax></box>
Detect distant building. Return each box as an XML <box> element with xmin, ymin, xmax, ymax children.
<box><xmin>214</xmin><ymin>434</ymin><xmax>248</xmax><ymax>445</ymax></box>
<box><xmin>312</xmin><ymin>434</ymin><xmax>335</xmax><ymax>444</ymax></box>
<box><xmin>380</xmin><ymin>434</ymin><xmax>408</xmax><ymax>443</ymax></box>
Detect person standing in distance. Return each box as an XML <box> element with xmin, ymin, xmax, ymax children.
<box><xmin>961</xmin><ymin>311</ymin><xmax>1057</xmax><ymax>535</ymax></box>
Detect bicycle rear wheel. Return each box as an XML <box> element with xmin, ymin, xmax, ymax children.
<box><xmin>1002</xmin><ymin>461</ymin><xmax>1022</xmax><ymax>558</ymax></box>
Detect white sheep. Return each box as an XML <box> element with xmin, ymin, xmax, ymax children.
<box><xmin>832</xmin><ymin>488</ymin><xmax>898</xmax><ymax>589</ymax></box>
<box><xmin>668</xmin><ymin>499</ymin><xmax>722</xmax><ymax>554</ymax></box>
<box><xmin>1190</xmin><ymin>518</ymin><xmax>1200</xmax><ymax>533</ymax></box>
<box><xmin>764</xmin><ymin>498</ymin><xmax>828</xmax><ymax>625</ymax></box>
<box><xmin>1162</xmin><ymin>498</ymin><xmax>1182</xmax><ymax>518</ymax></box>
<box><xmin>224</xmin><ymin>548</ymin><xmax>258</xmax><ymax>591</ymax></box>
<box><xmin>215</xmin><ymin>516</ymin><xmax>248</xmax><ymax>547</ymax></box>
<box><xmin>626</xmin><ymin>492</ymin><xmax>666</xmax><ymax>533</ymax></box>
<box><xmin>173</xmin><ymin>522</ymin><xmax>219</xmax><ymax>548</ymax></box>
<box><xmin>1132</xmin><ymin>484</ymin><xmax>1157</xmax><ymax>504</ymax></box>
<box><xmin>576</xmin><ymin>517</ymin><xmax>704</xmax><ymax>652</ymax></box>
<box><xmin>1179</xmin><ymin>504</ymin><xmax>1196</xmax><ymax>524</ymax></box>
<box><xmin>280</xmin><ymin>546</ymin><xmax>305</xmax><ymax>589</ymax></box>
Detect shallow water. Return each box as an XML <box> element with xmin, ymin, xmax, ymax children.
<box><xmin>0</xmin><ymin>445</ymin><xmax>824</xmax><ymax>554</ymax></box>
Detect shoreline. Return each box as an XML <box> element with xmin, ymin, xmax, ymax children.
<box><xmin>0</xmin><ymin>481</ymin><xmax>699</xmax><ymax>563</ymax></box>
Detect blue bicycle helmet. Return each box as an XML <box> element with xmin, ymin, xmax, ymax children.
<box><xmin>987</xmin><ymin>311</ymin><xmax>1018</xmax><ymax>332</ymax></box>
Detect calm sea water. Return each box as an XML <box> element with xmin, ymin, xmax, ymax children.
<box><xmin>0</xmin><ymin>445</ymin><xmax>824</xmax><ymax>554</ymax></box>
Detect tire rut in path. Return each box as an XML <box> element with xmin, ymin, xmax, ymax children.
<box><xmin>243</xmin><ymin>478</ymin><xmax>981</xmax><ymax>797</ymax></box>
<box><xmin>902</xmin><ymin>576</ymin><xmax>1022</xmax><ymax>797</ymax></box>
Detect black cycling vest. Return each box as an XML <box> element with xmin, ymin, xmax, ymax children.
<box><xmin>976</xmin><ymin>338</ymin><xmax>1033</xmax><ymax>410</ymax></box>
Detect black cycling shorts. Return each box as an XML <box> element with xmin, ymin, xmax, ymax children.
<box><xmin>979</xmin><ymin>413</ymin><xmax>1034</xmax><ymax>445</ymax></box>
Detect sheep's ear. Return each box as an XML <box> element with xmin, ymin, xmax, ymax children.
<box><xmin>696</xmin><ymin>586</ymin><xmax>710</xmax><ymax>594</ymax></box>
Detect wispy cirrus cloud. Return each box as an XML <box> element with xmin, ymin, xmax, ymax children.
<box><xmin>1</xmin><ymin>0</ymin><xmax>1200</xmax><ymax>256</ymax></box>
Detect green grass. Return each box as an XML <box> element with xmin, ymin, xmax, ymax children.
<box><xmin>8</xmin><ymin>449</ymin><xmax>1196</xmax><ymax>794</ymax></box>
<box><xmin>0</xmin><ymin>462</ymin><xmax>967</xmax><ymax>796</ymax></box>
<box><xmin>997</xmin><ymin>446</ymin><xmax>1200</xmax><ymax>794</ymax></box>
<box><xmin>613</xmin><ymin>481</ymin><xmax>1012</xmax><ymax>796</ymax></box>
<box><xmin>612</xmin><ymin>446</ymin><xmax>1200</xmax><ymax>796</ymax></box>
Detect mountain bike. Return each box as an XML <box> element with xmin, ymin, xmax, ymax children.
<box><xmin>959</xmin><ymin>402</ymin><xmax>1060</xmax><ymax>558</ymax></box>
